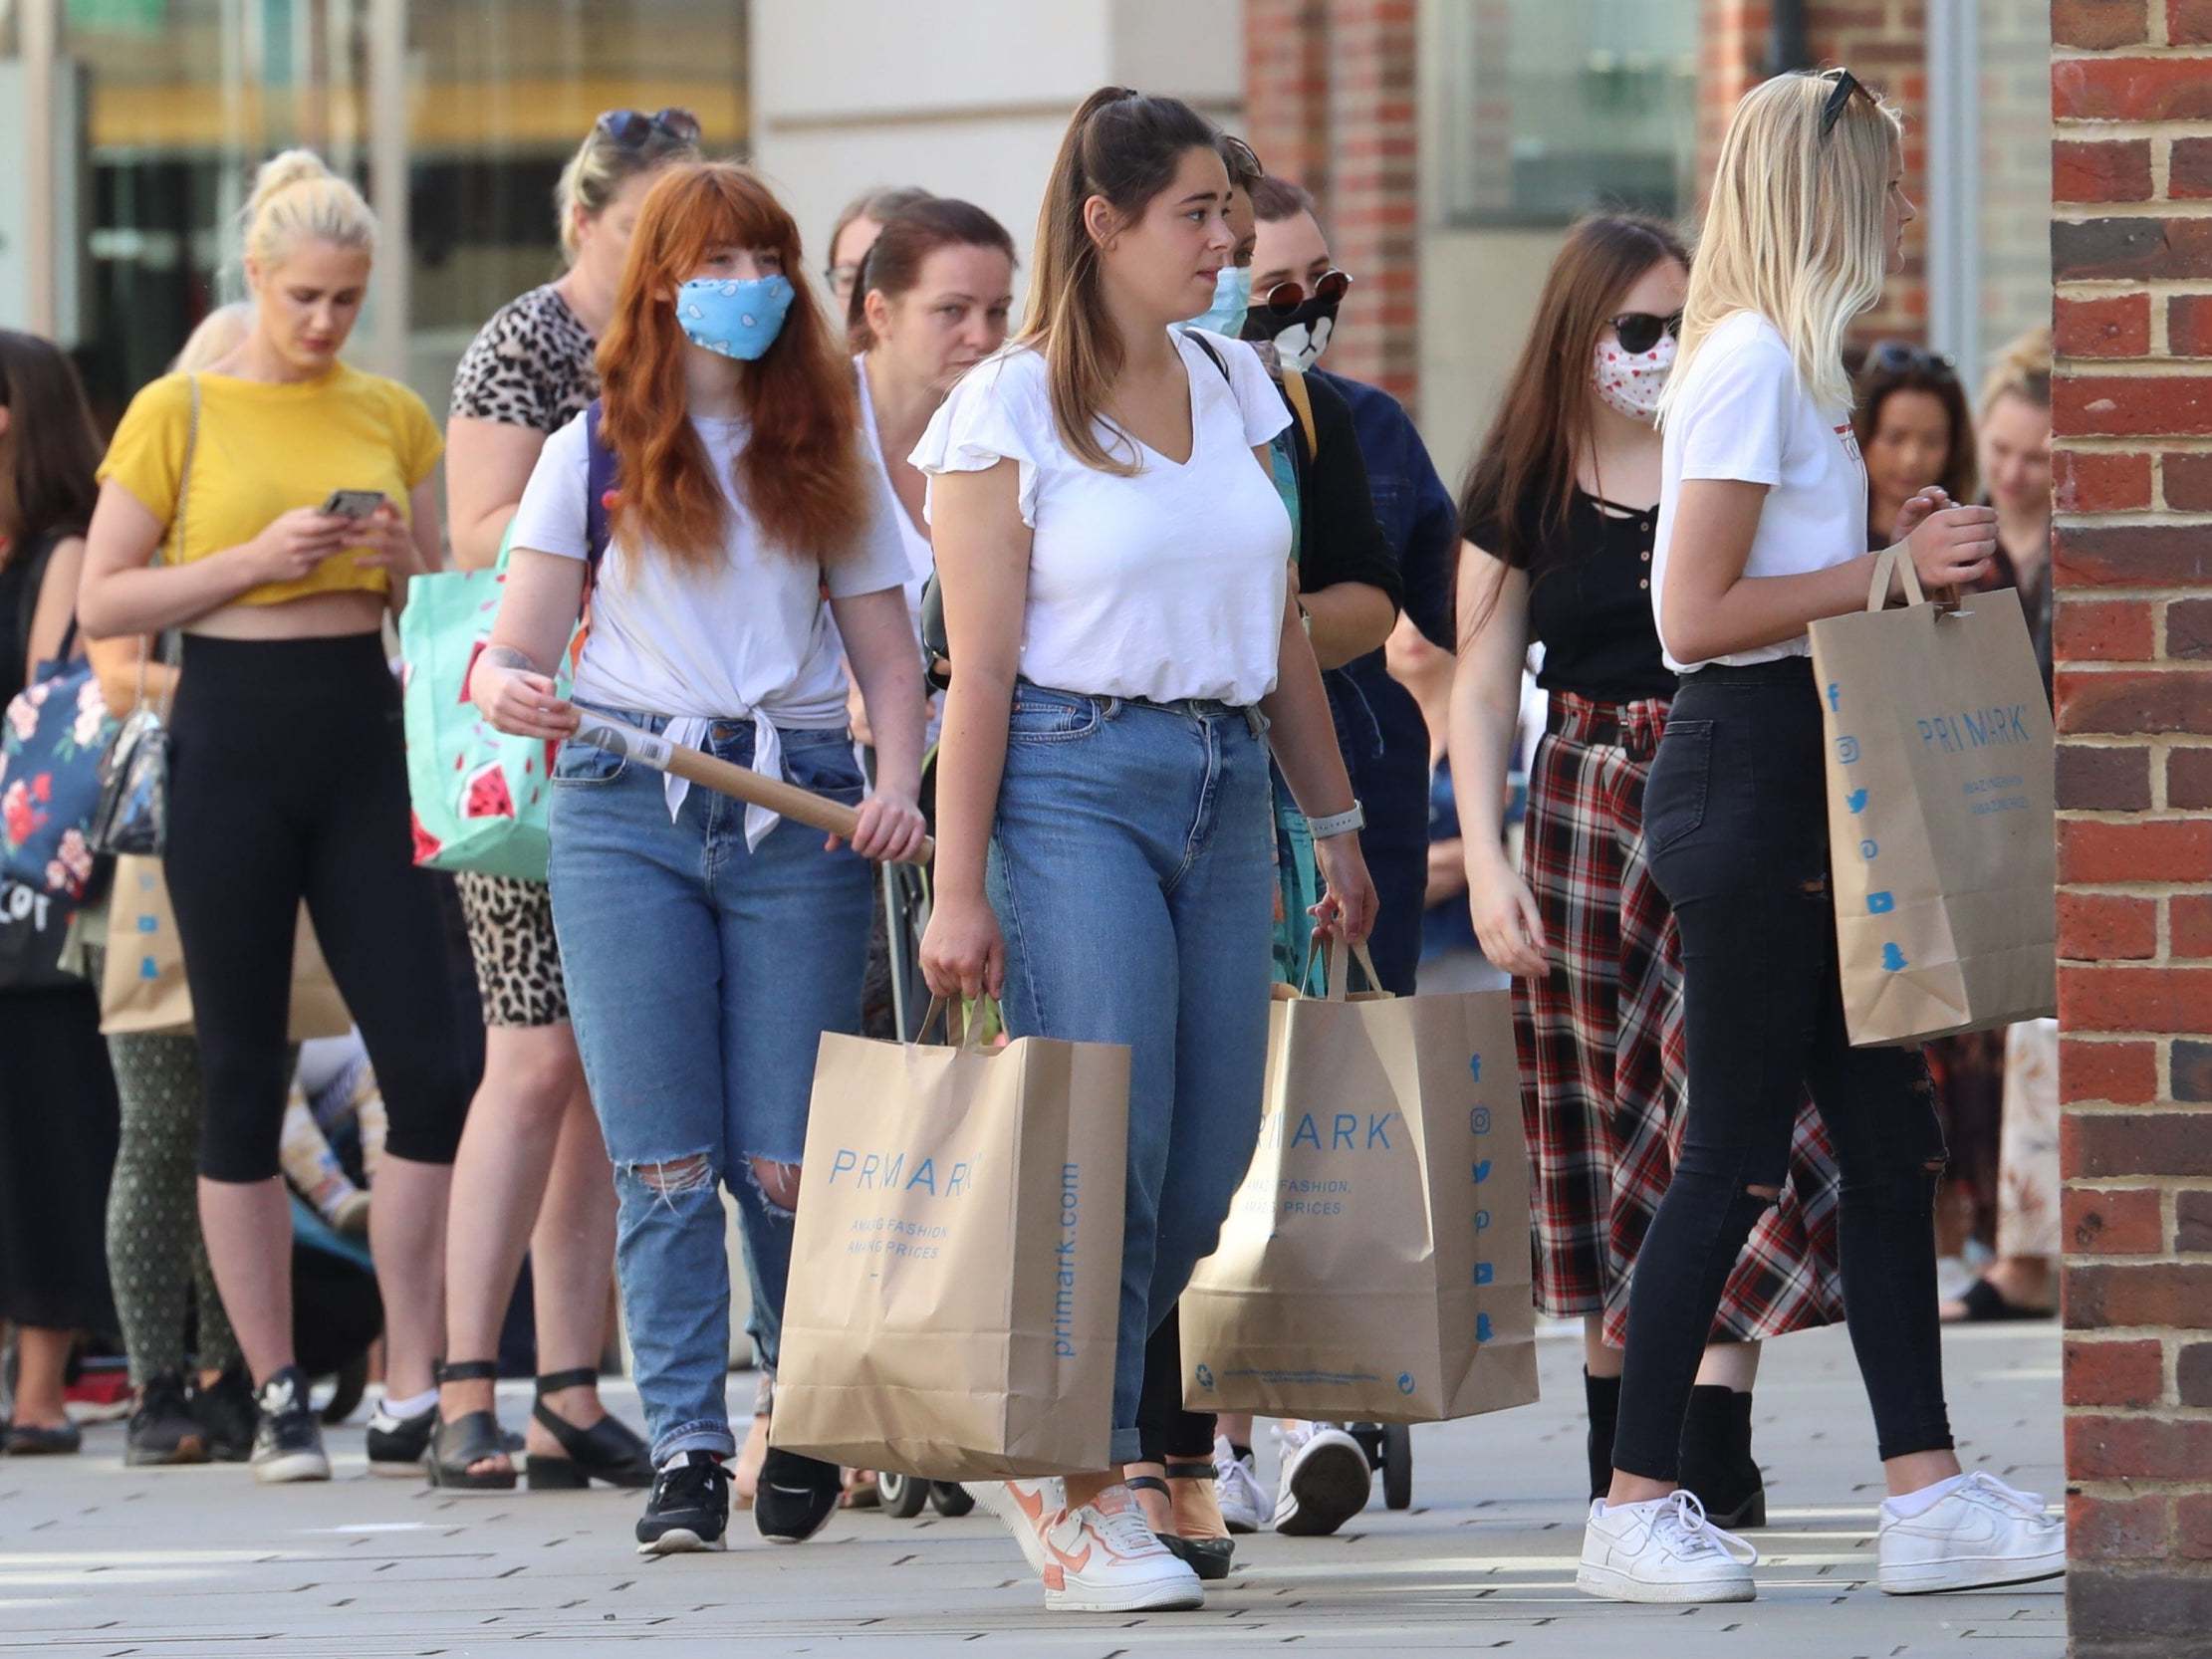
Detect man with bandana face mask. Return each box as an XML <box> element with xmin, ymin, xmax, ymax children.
<box><xmin>1246</xmin><ymin>176</ymin><xmax>1459</xmax><ymax>1000</ymax></box>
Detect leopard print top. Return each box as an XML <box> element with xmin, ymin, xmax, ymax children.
<box><xmin>449</xmin><ymin>283</ymin><xmax>597</xmax><ymax>434</ymax></box>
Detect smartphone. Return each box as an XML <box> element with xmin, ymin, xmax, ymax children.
<box><xmin>320</xmin><ymin>489</ymin><xmax>386</xmax><ymax>519</ymax></box>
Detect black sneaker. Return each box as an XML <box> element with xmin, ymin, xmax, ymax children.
<box><xmin>755</xmin><ymin>1446</ymin><xmax>842</xmax><ymax>1544</ymax></box>
<box><xmin>191</xmin><ymin>1366</ymin><xmax>256</xmax><ymax>1463</ymax></box>
<box><xmin>635</xmin><ymin>1452</ymin><xmax>731</xmax><ymax>1555</ymax></box>
<box><xmin>125</xmin><ymin>1372</ymin><xmax>207</xmax><ymax>1467</ymax></box>
<box><xmin>365</xmin><ymin>1401</ymin><xmax>436</xmax><ymax>1478</ymax></box>
<box><xmin>251</xmin><ymin>1366</ymin><xmax>331</xmax><ymax>1485</ymax></box>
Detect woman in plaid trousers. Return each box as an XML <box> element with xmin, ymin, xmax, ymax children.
<box><xmin>1446</xmin><ymin>214</ymin><xmax>1845</xmax><ymax>1527</ymax></box>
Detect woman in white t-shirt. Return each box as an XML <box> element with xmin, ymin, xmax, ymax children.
<box><xmin>1578</xmin><ymin>71</ymin><xmax>2064</xmax><ymax>1606</ymax></box>
<box><xmin>914</xmin><ymin>89</ymin><xmax>1376</xmax><ymax>1616</ymax></box>
<box><xmin>471</xmin><ymin>161</ymin><xmax>927</xmax><ymax>1557</ymax></box>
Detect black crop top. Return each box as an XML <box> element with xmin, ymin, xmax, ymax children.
<box><xmin>1463</xmin><ymin>486</ymin><xmax>1677</xmax><ymax>703</ymax></box>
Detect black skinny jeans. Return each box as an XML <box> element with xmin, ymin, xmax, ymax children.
<box><xmin>1612</xmin><ymin>657</ymin><xmax>1954</xmax><ymax>1480</ymax></box>
<box><xmin>167</xmin><ymin>634</ymin><xmax>472</xmax><ymax>1183</ymax></box>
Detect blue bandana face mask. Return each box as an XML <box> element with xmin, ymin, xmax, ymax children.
<box><xmin>675</xmin><ymin>274</ymin><xmax>794</xmax><ymax>361</ymax></box>
<box><xmin>1184</xmin><ymin>266</ymin><xmax>1253</xmax><ymax>340</ymax></box>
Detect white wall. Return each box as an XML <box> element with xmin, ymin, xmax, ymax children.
<box><xmin>748</xmin><ymin>0</ymin><xmax>1242</xmax><ymax>308</ymax></box>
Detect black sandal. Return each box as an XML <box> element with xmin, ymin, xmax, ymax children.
<box><xmin>525</xmin><ymin>1367</ymin><xmax>652</xmax><ymax>1490</ymax></box>
<box><xmin>427</xmin><ymin>1361</ymin><xmax>515</xmax><ymax>1492</ymax></box>
<box><xmin>1945</xmin><ymin>1277</ymin><xmax>2055</xmax><ymax>1323</ymax></box>
<box><xmin>1127</xmin><ymin>1471</ymin><xmax>1235</xmax><ymax>1581</ymax></box>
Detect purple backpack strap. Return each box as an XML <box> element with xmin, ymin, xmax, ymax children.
<box><xmin>583</xmin><ymin>398</ymin><xmax>616</xmax><ymax>570</ymax></box>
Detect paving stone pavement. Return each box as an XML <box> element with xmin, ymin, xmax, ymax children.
<box><xmin>0</xmin><ymin>1322</ymin><xmax>2065</xmax><ymax>1659</ymax></box>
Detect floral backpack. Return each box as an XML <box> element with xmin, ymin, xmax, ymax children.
<box><xmin>0</xmin><ymin>533</ymin><xmax>121</xmax><ymax>987</ymax></box>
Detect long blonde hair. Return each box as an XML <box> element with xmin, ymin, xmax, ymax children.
<box><xmin>1021</xmin><ymin>87</ymin><xmax>1224</xmax><ymax>474</ymax></box>
<box><xmin>1661</xmin><ymin>71</ymin><xmax>1901</xmax><ymax>418</ymax></box>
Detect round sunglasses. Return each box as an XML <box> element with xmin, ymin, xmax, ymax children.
<box><xmin>595</xmin><ymin>108</ymin><xmax>701</xmax><ymax>149</ymax></box>
<box><xmin>1866</xmin><ymin>340</ymin><xmax>1958</xmax><ymax>377</ymax></box>
<box><xmin>1607</xmin><ymin>310</ymin><xmax>1683</xmax><ymax>356</ymax></box>
<box><xmin>1259</xmin><ymin>269</ymin><xmax>1352</xmax><ymax>318</ymax></box>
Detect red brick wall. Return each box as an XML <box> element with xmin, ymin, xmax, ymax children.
<box><xmin>1696</xmin><ymin>0</ymin><xmax>1931</xmax><ymax>345</ymax></box>
<box><xmin>1242</xmin><ymin>0</ymin><xmax>1420</xmax><ymax>407</ymax></box>
<box><xmin>2052</xmin><ymin>3</ymin><xmax>2212</xmax><ymax>1653</ymax></box>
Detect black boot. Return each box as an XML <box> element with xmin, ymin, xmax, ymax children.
<box><xmin>1678</xmin><ymin>1385</ymin><xmax>1766</xmax><ymax>1529</ymax></box>
<box><xmin>1584</xmin><ymin>1370</ymin><xmax>1620</xmax><ymax>1504</ymax></box>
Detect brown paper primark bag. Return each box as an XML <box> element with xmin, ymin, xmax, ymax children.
<box><xmin>771</xmin><ymin>1002</ymin><xmax>1128</xmax><ymax>1480</ymax></box>
<box><xmin>1808</xmin><ymin>549</ymin><xmax>2057</xmax><ymax>1047</ymax></box>
<box><xmin>1179</xmin><ymin>946</ymin><xmax>1539</xmax><ymax>1424</ymax></box>
<box><xmin>100</xmin><ymin>855</ymin><xmax>350</xmax><ymax>1040</ymax></box>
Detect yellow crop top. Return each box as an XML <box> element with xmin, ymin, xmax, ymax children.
<box><xmin>98</xmin><ymin>363</ymin><xmax>443</xmax><ymax>606</ymax></box>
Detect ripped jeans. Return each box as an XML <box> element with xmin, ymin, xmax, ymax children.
<box><xmin>548</xmin><ymin>707</ymin><xmax>870</xmax><ymax>1463</ymax></box>
<box><xmin>1612</xmin><ymin>658</ymin><xmax>1955</xmax><ymax>1481</ymax></box>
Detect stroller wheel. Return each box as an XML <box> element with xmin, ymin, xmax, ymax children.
<box><xmin>928</xmin><ymin>1480</ymin><xmax>976</xmax><ymax>1517</ymax></box>
<box><xmin>879</xmin><ymin>1469</ymin><xmax>929</xmax><ymax>1519</ymax></box>
<box><xmin>1381</xmin><ymin>1423</ymin><xmax>1413</xmax><ymax>1510</ymax></box>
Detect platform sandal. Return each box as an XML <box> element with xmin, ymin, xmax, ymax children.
<box><xmin>1127</xmin><ymin>1472</ymin><xmax>1235</xmax><ymax>1581</ymax></box>
<box><xmin>524</xmin><ymin>1368</ymin><xmax>652</xmax><ymax>1490</ymax></box>
<box><xmin>426</xmin><ymin>1360</ymin><xmax>515</xmax><ymax>1492</ymax></box>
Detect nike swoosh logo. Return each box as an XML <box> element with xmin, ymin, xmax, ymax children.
<box><xmin>1010</xmin><ymin>1485</ymin><xmax>1048</xmax><ymax>1526</ymax></box>
<box><xmin>1044</xmin><ymin>1537</ymin><xmax>1094</xmax><ymax>1574</ymax></box>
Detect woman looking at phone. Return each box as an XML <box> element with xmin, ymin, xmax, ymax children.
<box><xmin>78</xmin><ymin>150</ymin><xmax>473</xmax><ymax>1487</ymax></box>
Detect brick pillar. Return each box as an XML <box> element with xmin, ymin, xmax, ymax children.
<box><xmin>1241</xmin><ymin>0</ymin><xmax>1420</xmax><ymax>409</ymax></box>
<box><xmin>2051</xmin><ymin>3</ymin><xmax>2212</xmax><ymax>1654</ymax></box>
<box><xmin>1694</xmin><ymin>0</ymin><xmax>1932</xmax><ymax>344</ymax></box>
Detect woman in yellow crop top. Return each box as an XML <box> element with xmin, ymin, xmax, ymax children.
<box><xmin>77</xmin><ymin>150</ymin><xmax>472</xmax><ymax>1486</ymax></box>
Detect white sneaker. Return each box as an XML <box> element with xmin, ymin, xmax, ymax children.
<box><xmin>1037</xmin><ymin>1485</ymin><xmax>1204</xmax><ymax>1612</ymax></box>
<box><xmin>1877</xmin><ymin>1471</ymin><xmax>2066</xmax><ymax>1595</ymax></box>
<box><xmin>1577</xmin><ymin>1491</ymin><xmax>1759</xmax><ymax>1604</ymax></box>
<box><xmin>1272</xmin><ymin>1421</ymin><xmax>1370</xmax><ymax>1536</ymax></box>
<box><xmin>968</xmin><ymin>1477</ymin><xmax>1064</xmax><ymax>1574</ymax></box>
<box><xmin>1213</xmin><ymin>1434</ymin><xmax>1267</xmax><ymax>1535</ymax></box>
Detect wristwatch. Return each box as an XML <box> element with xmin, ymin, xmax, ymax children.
<box><xmin>1307</xmin><ymin>800</ymin><xmax>1365</xmax><ymax>839</ymax></box>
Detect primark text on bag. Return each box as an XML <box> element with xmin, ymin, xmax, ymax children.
<box><xmin>770</xmin><ymin>1000</ymin><xmax>1129</xmax><ymax>1480</ymax></box>
<box><xmin>1808</xmin><ymin>549</ymin><xmax>2057</xmax><ymax>1046</ymax></box>
<box><xmin>1180</xmin><ymin>945</ymin><xmax>1540</xmax><ymax>1424</ymax></box>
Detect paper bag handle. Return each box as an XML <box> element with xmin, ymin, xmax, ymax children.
<box><xmin>1321</xmin><ymin>936</ymin><xmax>1391</xmax><ymax>1003</ymax></box>
<box><xmin>916</xmin><ymin>995</ymin><xmax>997</xmax><ymax>1051</ymax></box>
<box><xmin>1865</xmin><ymin>544</ymin><xmax>1927</xmax><ymax>613</ymax></box>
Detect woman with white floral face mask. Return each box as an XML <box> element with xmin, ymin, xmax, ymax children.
<box><xmin>1448</xmin><ymin>214</ymin><xmax>1847</xmax><ymax>1533</ymax></box>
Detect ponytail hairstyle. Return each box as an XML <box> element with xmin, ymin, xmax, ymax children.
<box><xmin>1660</xmin><ymin>70</ymin><xmax>1902</xmax><ymax>422</ymax></box>
<box><xmin>554</xmin><ymin>117</ymin><xmax>702</xmax><ymax>266</ymax></box>
<box><xmin>596</xmin><ymin>161</ymin><xmax>869</xmax><ymax>570</ymax></box>
<box><xmin>0</xmin><ymin>330</ymin><xmax>101</xmax><ymax>561</ymax></box>
<box><xmin>1980</xmin><ymin>323</ymin><xmax>2052</xmax><ymax>418</ymax></box>
<box><xmin>1021</xmin><ymin>87</ymin><xmax>1225</xmax><ymax>474</ymax></box>
<box><xmin>1459</xmin><ymin>213</ymin><xmax>1690</xmax><ymax>583</ymax></box>
<box><xmin>241</xmin><ymin>148</ymin><xmax>376</xmax><ymax>275</ymax></box>
<box><xmin>848</xmin><ymin>196</ymin><xmax>1018</xmax><ymax>353</ymax></box>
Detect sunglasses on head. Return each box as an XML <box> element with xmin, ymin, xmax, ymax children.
<box><xmin>1818</xmin><ymin>69</ymin><xmax>1875</xmax><ymax>140</ymax></box>
<box><xmin>1866</xmin><ymin>341</ymin><xmax>1957</xmax><ymax>376</ymax></box>
<box><xmin>1608</xmin><ymin>311</ymin><xmax>1682</xmax><ymax>356</ymax></box>
<box><xmin>595</xmin><ymin>107</ymin><xmax>701</xmax><ymax>149</ymax></box>
<box><xmin>1259</xmin><ymin>269</ymin><xmax>1351</xmax><ymax>317</ymax></box>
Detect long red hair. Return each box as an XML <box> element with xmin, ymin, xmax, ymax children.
<box><xmin>597</xmin><ymin>162</ymin><xmax>868</xmax><ymax>568</ymax></box>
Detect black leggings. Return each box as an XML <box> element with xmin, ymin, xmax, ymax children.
<box><xmin>167</xmin><ymin>633</ymin><xmax>471</xmax><ymax>1183</ymax></box>
<box><xmin>1612</xmin><ymin>658</ymin><xmax>1953</xmax><ymax>1481</ymax></box>
<box><xmin>1137</xmin><ymin>1304</ymin><xmax>1215</xmax><ymax>1464</ymax></box>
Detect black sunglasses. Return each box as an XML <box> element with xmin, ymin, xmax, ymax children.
<box><xmin>1818</xmin><ymin>69</ymin><xmax>1873</xmax><ymax>140</ymax></box>
<box><xmin>1260</xmin><ymin>269</ymin><xmax>1351</xmax><ymax>317</ymax></box>
<box><xmin>595</xmin><ymin>108</ymin><xmax>701</xmax><ymax>149</ymax></box>
<box><xmin>1608</xmin><ymin>311</ymin><xmax>1682</xmax><ymax>356</ymax></box>
<box><xmin>1866</xmin><ymin>340</ymin><xmax>1957</xmax><ymax>376</ymax></box>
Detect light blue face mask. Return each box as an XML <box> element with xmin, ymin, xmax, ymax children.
<box><xmin>1183</xmin><ymin>265</ymin><xmax>1253</xmax><ymax>339</ymax></box>
<box><xmin>675</xmin><ymin>274</ymin><xmax>794</xmax><ymax>361</ymax></box>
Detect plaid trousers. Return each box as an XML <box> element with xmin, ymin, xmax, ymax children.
<box><xmin>1515</xmin><ymin>691</ymin><xmax>1845</xmax><ymax>1347</ymax></box>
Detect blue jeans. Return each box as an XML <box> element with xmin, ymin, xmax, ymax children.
<box><xmin>987</xmin><ymin>683</ymin><xmax>1277</xmax><ymax>1464</ymax></box>
<box><xmin>547</xmin><ymin>706</ymin><xmax>871</xmax><ymax>1463</ymax></box>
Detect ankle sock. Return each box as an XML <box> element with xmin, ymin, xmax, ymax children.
<box><xmin>658</xmin><ymin>1448</ymin><xmax>725</xmax><ymax>1474</ymax></box>
<box><xmin>1882</xmin><ymin>1472</ymin><xmax>1969</xmax><ymax>1520</ymax></box>
<box><xmin>1230</xmin><ymin>1442</ymin><xmax>1253</xmax><ymax>1463</ymax></box>
<box><xmin>380</xmin><ymin>1387</ymin><xmax>437</xmax><ymax>1421</ymax></box>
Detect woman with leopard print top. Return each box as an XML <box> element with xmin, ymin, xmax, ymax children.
<box><xmin>421</xmin><ymin>110</ymin><xmax>698</xmax><ymax>1493</ymax></box>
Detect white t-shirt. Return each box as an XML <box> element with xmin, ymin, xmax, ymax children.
<box><xmin>1651</xmin><ymin>310</ymin><xmax>1869</xmax><ymax>672</ymax></box>
<box><xmin>911</xmin><ymin>331</ymin><xmax>1294</xmax><ymax>707</ymax></box>
<box><xmin>510</xmin><ymin>408</ymin><xmax>910</xmax><ymax>842</ymax></box>
<box><xmin>853</xmin><ymin>355</ymin><xmax>936</xmax><ymax>628</ymax></box>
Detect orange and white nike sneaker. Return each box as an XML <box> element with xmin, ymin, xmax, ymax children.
<box><xmin>973</xmin><ymin>1479</ymin><xmax>1203</xmax><ymax>1612</ymax></box>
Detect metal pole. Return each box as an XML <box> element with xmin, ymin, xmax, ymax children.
<box><xmin>22</xmin><ymin>0</ymin><xmax>58</xmax><ymax>338</ymax></box>
<box><xmin>366</xmin><ymin>0</ymin><xmax>407</xmax><ymax>381</ymax></box>
<box><xmin>1925</xmin><ymin>1</ymin><xmax>1982</xmax><ymax>367</ymax></box>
